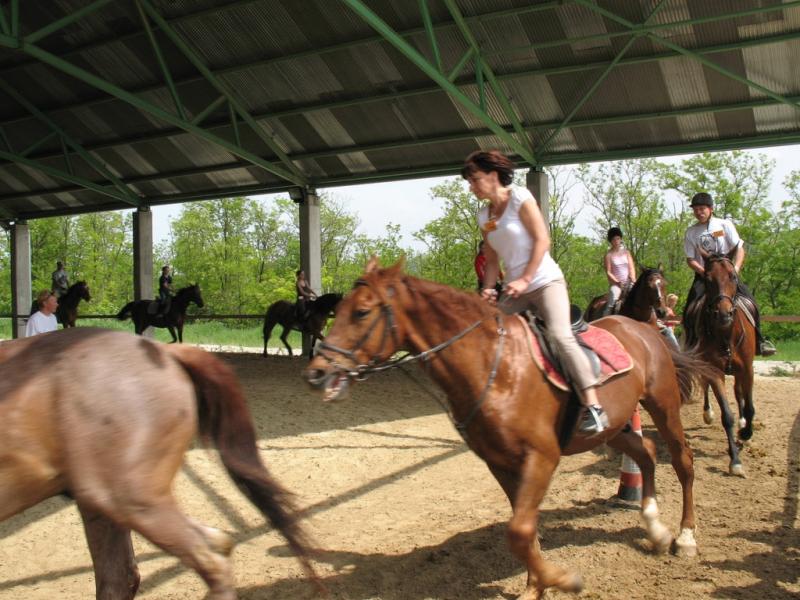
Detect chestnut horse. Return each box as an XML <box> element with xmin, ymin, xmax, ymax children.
<box><xmin>692</xmin><ymin>253</ymin><xmax>757</xmax><ymax>477</ymax></box>
<box><xmin>304</xmin><ymin>259</ymin><xmax>718</xmax><ymax>600</ymax></box>
<box><xmin>55</xmin><ymin>280</ymin><xmax>91</xmax><ymax>327</ymax></box>
<box><xmin>585</xmin><ymin>266</ymin><xmax>668</xmax><ymax>323</ymax></box>
<box><xmin>0</xmin><ymin>328</ymin><xmax>318</xmax><ymax>599</ymax></box>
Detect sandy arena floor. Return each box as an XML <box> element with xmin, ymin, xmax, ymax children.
<box><xmin>0</xmin><ymin>353</ymin><xmax>798</xmax><ymax>599</ymax></box>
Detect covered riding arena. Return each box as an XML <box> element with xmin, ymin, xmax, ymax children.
<box><xmin>0</xmin><ymin>354</ymin><xmax>797</xmax><ymax>598</ymax></box>
<box><xmin>2</xmin><ymin>1</ymin><xmax>800</xmax><ymax>598</ymax></box>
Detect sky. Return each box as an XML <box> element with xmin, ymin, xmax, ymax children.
<box><xmin>150</xmin><ymin>143</ymin><xmax>800</xmax><ymax>251</ymax></box>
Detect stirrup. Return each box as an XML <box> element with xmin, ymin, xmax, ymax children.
<box><xmin>759</xmin><ymin>340</ymin><xmax>776</xmax><ymax>356</ymax></box>
<box><xmin>579</xmin><ymin>405</ymin><xmax>608</xmax><ymax>435</ymax></box>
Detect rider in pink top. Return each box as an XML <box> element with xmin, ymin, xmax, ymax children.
<box><xmin>603</xmin><ymin>227</ymin><xmax>636</xmax><ymax>316</ymax></box>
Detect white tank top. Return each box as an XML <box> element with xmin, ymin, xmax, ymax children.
<box><xmin>477</xmin><ymin>186</ymin><xmax>563</xmax><ymax>293</ymax></box>
<box><xmin>608</xmin><ymin>249</ymin><xmax>630</xmax><ymax>283</ymax></box>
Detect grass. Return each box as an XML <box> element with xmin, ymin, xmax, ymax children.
<box><xmin>2</xmin><ymin>317</ymin><xmax>798</xmax><ymax>360</ymax></box>
<box><xmin>0</xmin><ymin>317</ymin><xmax>303</xmax><ymax>352</ymax></box>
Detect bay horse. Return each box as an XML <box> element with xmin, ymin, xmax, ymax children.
<box><xmin>0</xmin><ymin>328</ymin><xmax>319</xmax><ymax>599</ymax></box>
<box><xmin>55</xmin><ymin>280</ymin><xmax>91</xmax><ymax>328</ymax></box>
<box><xmin>691</xmin><ymin>252</ymin><xmax>757</xmax><ymax>477</ymax></box>
<box><xmin>585</xmin><ymin>266</ymin><xmax>668</xmax><ymax>323</ymax></box>
<box><xmin>116</xmin><ymin>284</ymin><xmax>204</xmax><ymax>343</ymax></box>
<box><xmin>304</xmin><ymin>258</ymin><xmax>719</xmax><ymax>600</ymax></box>
<box><xmin>262</xmin><ymin>292</ymin><xmax>342</xmax><ymax>358</ymax></box>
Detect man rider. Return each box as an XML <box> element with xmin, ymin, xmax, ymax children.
<box><xmin>682</xmin><ymin>192</ymin><xmax>775</xmax><ymax>355</ymax></box>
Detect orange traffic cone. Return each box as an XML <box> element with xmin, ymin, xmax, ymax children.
<box><xmin>614</xmin><ymin>405</ymin><xmax>643</xmax><ymax>506</ymax></box>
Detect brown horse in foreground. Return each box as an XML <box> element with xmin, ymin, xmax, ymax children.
<box><xmin>0</xmin><ymin>328</ymin><xmax>318</xmax><ymax>599</ymax></box>
<box><xmin>692</xmin><ymin>253</ymin><xmax>757</xmax><ymax>477</ymax></box>
<box><xmin>304</xmin><ymin>259</ymin><xmax>718</xmax><ymax>600</ymax></box>
<box><xmin>585</xmin><ymin>266</ymin><xmax>668</xmax><ymax>323</ymax></box>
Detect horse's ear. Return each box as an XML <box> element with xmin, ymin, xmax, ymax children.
<box><xmin>365</xmin><ymin>255</ymin><xmax>380</xmax><ymax>274</ymax></box>
<box><xmin>657</xmin><ymin>262</ymin><xmax>664</xmax><ymax>272</ymax></box>
<box><xmin>384</xmin><ymin>256</ymin><xmax>406</xmax><ymax>279</ymax></box>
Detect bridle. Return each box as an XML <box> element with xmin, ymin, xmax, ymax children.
<box><xmin>704</xmin><ymin>257</ymin><xmax>738</xmax><ymax>325</ymax></box>
<box><xmin>314</xmin><ymin>278</ymin><xmax>507</xmax><ymax>440</ymax></box>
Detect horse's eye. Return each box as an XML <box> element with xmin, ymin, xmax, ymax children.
<box><xmin>354</xmin><ymin>308</ymin><xmax>370</xmax><ymax>320</ymax></box>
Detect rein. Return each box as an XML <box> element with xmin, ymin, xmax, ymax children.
<box><xmin>315</xmin><ymin>289</ymin><xmax>508</xmax><ymax>442</ymax></box>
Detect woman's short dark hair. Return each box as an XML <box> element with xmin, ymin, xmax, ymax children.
<box><xmin>607</xmin><ymin>227</ymin><xmax>623</xmax><ymax>242</ymax></box>
<box><xmin>461</xmin><ymin>150</ymin><xmax>515</xmax><ymax>186</ymax></box>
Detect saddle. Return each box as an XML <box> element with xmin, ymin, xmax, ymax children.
<box><xmin>520</xmin><ymin>305</ymin><xmax>633</xmax><ymax>392</ymax></box>
<box><xmin>686</xmin><ymin>293</ymin><xmax>757</xmax><ymax>342</ymax></box>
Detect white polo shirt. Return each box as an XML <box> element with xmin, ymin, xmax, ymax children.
<box><xmin>25</xmin><ymin>311</ymin><xmax>58</xmax><ymax>337</ymax></box>
<box><xmin>684</xmin><ymin>216</ymin><xmax>742</xmax><ymax>269</ymax></box>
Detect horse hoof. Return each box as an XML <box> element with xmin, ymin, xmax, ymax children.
<box><xmin>672</xmin><ymin>528</ymin><xmax>698</xmax><ymax>558</ymax></box>
<box><xmin>557</xmin><ymin>571</ymin><xmax>583</xmax><ymax>594</ymax></box>
<box><xmin>729</xmin><ymin>463</ymin><xmax>746</xmax><ymax>478</ymax></box>
<box><xmin>738</xmin><ymin>427</ymin><xmax>753</xmax><ymax>441</ymax></box>
<box><xmin>702</xmin><ymin>410</ymin><xmax>714</xmax><ymax>425</ymax></box>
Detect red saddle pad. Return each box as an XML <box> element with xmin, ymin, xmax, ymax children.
<box><xmin>517</xmin><ymin>316</ymin><xmax>633</xmax><ymax>391</ymax></box>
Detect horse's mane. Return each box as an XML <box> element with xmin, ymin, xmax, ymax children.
<box><xmin>175</xmin><ymin>284</ymin><xmax>199</xmax><ymax>297</ymax></box>
<box><xmin>400</xmin><ymin>275</ymin><xmax>497</xmax><ymax>325</ymax></box>
<box><xmin>620</xmin><ymin>267</ymin><xmax>662</xmax><ymax>312</ymax></box>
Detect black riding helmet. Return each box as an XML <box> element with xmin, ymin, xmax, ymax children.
<box><xmin>690</xmin><ymin>192</ymin><xmax>713</xmax><ymax>207</ymax></box>
<box><xmin>607</xmin><ymin>226</ymin><xmax>623</xmax><ymax>242</ymax></box>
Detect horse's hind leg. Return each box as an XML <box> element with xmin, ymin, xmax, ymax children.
<box><xmin>280</xmin><ymin>326</ymin><xmax>293</xmax><ymax>357</ymax></box>
<box><xmin>117</xmin><ymin>496</ymin><xmax>236</xmax><ymax>599</ymax></box>
<box><xmin>607</xmin><ymin>430</ymin><xmax>672</xmax><ymax>554</ymax></box>
<box><xmin>702</xmin><ymin>384</ymin><xmax>714</xmax><ymax>424</ymax></box>
<box><xmin>709</xmin><ymin>376</ymin><xmax>745</xmax><ymax>477</ymax></box>
<box><xmin>641</xmin><ymin>394</ymin><xmax>697</xmax><ymax>558</ymax></box>
<box><xmin>78</xmin><ymin>504</ymin><xmax>140</xmax><ymax>600</ymax></box>
<box><xmin>510</xmin><ymin>450</ymin><xmax>582</xmax><ymax>600</ymax></box>
<box><xmin>167</xmin><ymin>326</ymin><xmax>178</xmax><ymax>343</ymax></box>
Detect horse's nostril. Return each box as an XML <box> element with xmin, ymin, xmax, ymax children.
<box><xmin>304</xmin><ymin>368</ymin><xmax>327</xmax><ymax>387</ymax></box>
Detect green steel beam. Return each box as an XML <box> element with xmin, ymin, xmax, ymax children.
<box><xmin>10</xmin><ymin>0</ymin><xmax>18</xmax><ymax>39</ymax></box>
<box><xmin>340</xmin><ymin>0</ymin><xmax>538</xmax><ymax>166</ymax></box>
<box><xmin>60</xmin><ymin>134</ymin><xmax>73</xmax><ymax>175</ymax></box>
<box><xmin>447</xmin><ymin>47</ymin><xmax>473</xmax><ymax>82</ymax></box>
<box><xmin>0</xmin><ymin>30</ymin><xmax>16</xmax><ymax>49</ymax></box>
<box><xmin>418</xmin><ymin>0</ymin><xmax>442</xmax><ymax>72</ymax></box>
<box><xmin>229</xmin><ymin>101</ymin><xmax>241</xmax><ymax>147</ymax></box>
<box><xmin>13</xmin><ymin>41</ymin><xmax>303</xmax><ymax>186</ymax></box>
<box><xmin>0</xmin><ymin>149</ymin><xmax>134</xmax><ymax>203</ymax></box>
<box><xmin>135</xmin><ymin>0</ymin><xmax>186</xmax><ymax>121</ymax></box>
<box><xmin>443</xmin><ymin>0</ymin><xmax>533</xmax><ymax>154</ymax></box>
<box><xmin>0</xmin><ymin>126</ymin><xmax>12</xmax><ymax>152</ymax></box>
<box><xmin>536</xmin><ymin>0</ymin><xmax>669</xmax><ymax>156</ymax></box>
<box><xmin>574</xmin><ymin>0</ymin><xmax>800</xmax><ymax>114</ymax></box>
<box><xmin>21</xmin><ymin>131</ymin><xmax>57</xmax><ymax>158</ymax></box>
<box><xmin>138</xmin><ymin>0</ymin><xmax>305</xmax><ymax>182</ymax></box>
<box><xmin>191</xmin><ymin>95</ymin><xmax>227</xmax><ymax>126</ymax></box>
<box><xmin>490</xmin><ymin>0</ymin><xmax>800</xmax><ymax>57</ymax></box>
<box><xmin>0</xmin><ymin>78</ymin><xmax>141</xmax><ymax>205</ymax></box>
<box><xmin>25</xmin><ymin>0</ymin><xmax>114</xmax><ymax>44</ymax></box>
<box><xmin>0</xmin><ymin>5</ymin><xmax>9</xmax><ymax>37</ymax></box>
<box><xmin>0</xmin><ymin>2</ymin><xmax>563</xmax><ymax>130</ymax></box>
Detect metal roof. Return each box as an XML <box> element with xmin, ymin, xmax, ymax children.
<box><xmin>2</xmin><ymin>0</ymin><xmax>800</xmax><ymax>220</ymax></box>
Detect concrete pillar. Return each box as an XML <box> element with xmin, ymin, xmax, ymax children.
<box><xmin>133</xmin><ymin>207</ymin><xmax>154</xmax><ymax>337</ymax></box>
<box><xmin>526</xmin><ymin>167</ymin><xmax>550</xmax><ymax>229</ymax></box>
<box><xmin>10</xmin><ymin>221</ymin><xmax>31</xmax><ymax>339</ymax></box>
<box><xmin>298</xmin><ymin>187</ymin><xmax>321</xmax><ymax>356</ymax></box>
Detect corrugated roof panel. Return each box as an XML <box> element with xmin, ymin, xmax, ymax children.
<box><xmin>741</xmin><ymin>40</ymin><xmax>800</xmax><ymax>96</ymax></box>
<box><xmin>557</xmin><ymin>1</ymin><xmax>613</xmax><ymax>53</ymax></box>
<box><xmin>753</xmin><ymin>105</ymin><xmax>800</xmax><ymax>134</ymax></box>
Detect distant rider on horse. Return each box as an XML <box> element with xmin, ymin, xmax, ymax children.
<box><xmin>682</xmin><ymin>192</ymin><xmax>775</xmax><ymax>355</ymax></box>
<box><xmin>158</xmin><ymin>265</ymin><xmax>173</xmax><ymax>317</ymax></box>
<box><xmin>295</xmin><ymin>269</ymin><xmax>317</xmax><ymax>323</ymax></box>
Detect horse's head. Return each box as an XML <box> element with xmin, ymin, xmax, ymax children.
<box><xmin>624</xmin><ymin>266</ymin><xmax>667</xmax><ymax>320</ymax></box>
<box><xmin>77</xmin><ymin>281</ymin><xmax>91</xmax><ymax>302</ymax></box>
<box><xmin>304</xmin><ymin>257</ymin><xmax>407</xmax><ymax>402</ymax></box>
<box><xmin>180</xmin><ymin>284</ymin><xmax>205</xmax><ymax>308</ymax></box>
<box><xmin>704</xmin><ymin>254</ymin><xmax>738</xmax><ymax>328</ymax></box>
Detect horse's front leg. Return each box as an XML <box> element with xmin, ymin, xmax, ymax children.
<box><xmin>734</xmin><ymin>363</ymin><xmax>755</xmax><ymax>441</ymax></box>
<box><xmin>510</xmin><ymin>450</ymin><xmax>581</xmax><ymax>600</ymax></box>
<box><xmin>702</xmin><ymin>384</ymin><xmax>714</xmax><ymax>425</ymax></box>
<box><xmin>709</xmin><ymin>376</ymin><xmax>745</xmax><ymax>477</ymax></box>
<box><xmin>167</xmin><ymin>326</ymin><xmax>178</xmax><ymax>343</ymax></box>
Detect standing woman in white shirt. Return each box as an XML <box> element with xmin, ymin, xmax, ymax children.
<box><xmin>602</xmin><ymin>226</ymin><xmax>636</xmax><ymax>316</ymax></box>
<box><xmin>26</xmin><ymin>289</ymin><xmax>59</xmax><ymax>337</ymax></box>
<box><xmin>462</xmin><ymin>150</ymin><xmax>606</xmax><ymax>435</ymax></box>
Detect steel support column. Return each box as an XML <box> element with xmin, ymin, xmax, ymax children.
<box><xmin>298</xmin><ymin>188</ymin><xmax>321</xmax><ymax>357</ymax></box>
<box><xmin>10</xmin><ymin>220</ymin><xmax>31</xmax><ymax>339</ymax></box>
<box><xmin>133</xmin><ymin>207</ymin><xmax>154</xmax><ymax>337</ymax></box>
<box><xmin>526</xmin><ymin>168</ymin><xmax>549</xmax><ymax>230</ymax></box>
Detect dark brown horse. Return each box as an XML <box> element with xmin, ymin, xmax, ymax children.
<box><xmin>116</xmin><ymin>284</ymin><xmax>204</xmax><ymax>343</ymax></box>
<box><xmin>585</xmin><ymin>266</ymin><xmax>668</xmax><ymax>323</ymax></box>
<box><xmin>304</xmin><ymin>259</ymin><xmax>718</xmax><ymax>600</ymax></box>
<box><xmin>263</xmin><ymin>292</ymin><xmax>342</xmax><ymax>358</ymax></box>
<box><xmin>0</xmin><ymin>328</ymin><xmax>318</xmax><ymax>599</ymax></box>
<box><xmin>55</xmin><ymin>280</ymin><xmax>91</xmax><ymax>328</ymax></box>
<box><xmin>692</xmin><ymin>253</ymin><xmax>757</xmax><ymax>477</ymax></box>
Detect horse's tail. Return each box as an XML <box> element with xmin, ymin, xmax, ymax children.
<box><xmin>667</xmin><ymin>345</ymin><xmax>722</xmax><ymax>404</ymax></box>
<box><xmin>116</xmin><ymin>302</ymin><xmax>135</xmax><ymax>321</ymax></box>
<box><xmin>165</xmin><ymin>344</ymin><xmax>321</xmax><ymax>588</ymax></box>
